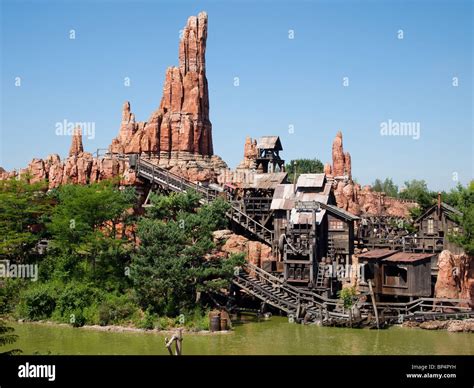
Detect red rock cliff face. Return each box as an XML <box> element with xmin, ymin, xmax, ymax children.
<box><xmin>328</xmin><ymin>131</ymin><xmax>417</xmax><ymax>218</ymax></box>
<box><xmin>18</xmin><ymin>130</ymin><xmax>136</xmax><ymax>189</ymax></box>
<box><xmin>435</xmin><ymin>250</ymin><xmax>474</xmax><ymax>308</ymax></box>
<box><xmin>109</xmin><ymin>12</ymin><xmax>213</xmax><ymax>157</ymax></box>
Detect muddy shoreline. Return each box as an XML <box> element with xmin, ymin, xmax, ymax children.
<box><xmin>12</xmin><ymin>319</ymin><xmax>232</xmax><ymax>335</ymax></box>
<box><xmin>402</xmin><ymin>319</ymin><xmax>474</xmax><ymax>332</ymax></box>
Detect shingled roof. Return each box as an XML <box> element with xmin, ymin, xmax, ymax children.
<box><xmin>257</xmin><ymin>136</ymin><xmax>283</xmax><ymax>151</ymax></box>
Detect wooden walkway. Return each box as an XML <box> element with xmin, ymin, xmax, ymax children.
<box><xmin>134</xmin><ymin>155</ymin><xmax>274</xmax><ymax>246</ymax></box>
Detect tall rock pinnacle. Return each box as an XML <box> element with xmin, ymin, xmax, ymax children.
<box><xmin>69</xmin><ymin>127</ymin><xmax>84</xmax><ymax>156</ymax></box>
<box><xmin>332</xmin><ymin>131</ymin><xmax>345</xmax><ymax>176</ymax></box>
<box><xmin>110</xmin><ymin>11</ymin><xmax>213</xmax><ymax>156</ymax></box>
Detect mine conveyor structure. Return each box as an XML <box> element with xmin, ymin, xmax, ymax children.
<box><xmin>130</xmin><ymin>154</ymin><xmax>274</xmax><ymax>246</ymax></box>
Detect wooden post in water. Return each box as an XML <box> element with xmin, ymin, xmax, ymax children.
<box><xmin>368</xmin><ymin>280</ymin><xmax>380</xmax><ymax>329</ymax></box>
<box><xmin>165</xmin><ymin>328</ymin><xmax>183</xmax><ymax>356</ymax></box>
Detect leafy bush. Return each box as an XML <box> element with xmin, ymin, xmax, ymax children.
<box><xmin>97</xmin><ymin>293</ymin><xmax>137</xmax><ymax>326</ymax></box>
<box><xmin>56</xmin><ymin>282</ymin><xmax>98</xmax><ymax>317</ymax></box>
<box><xmin>156</xmin><ymin>317</ymin><xmax>175</xmax><ymax>330</ymax></box>
<box><xmin>0</xmin><ymin>278</ymin><xmax>27</xmax><ymax>315</ymax></box>
<box><xmin>20</xmin><ymin>283</ymin><xmax>57</xmax><ymax>320</ymax></box>
<box><xmin>137</xmin><ymin>309</ymin><xmax>156</xmax><ymax>330</ymax></box>
<box><xmin>338</xmin><ymin>286</ymin><xmax>357</xmax><ymax>309</ymax></box>
<box><xmin>70</xmin><ymin>309</ymin><xmax>86</xmax><ymax>327</ymax></box>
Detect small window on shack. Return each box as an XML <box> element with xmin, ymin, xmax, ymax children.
<box><xmin>383</xmin><ymin>265</ymin><xmax>408</xmax><ymax>288</ymax></box>
<box><xmin>427</xmin><ymin>218</ymin><xmax>434</xmax><ymax>234</ymax></box>
<box><xmin>329</xmin><ymin>220</ymin><xmax>344</xmax><ymax>230</ymax></box>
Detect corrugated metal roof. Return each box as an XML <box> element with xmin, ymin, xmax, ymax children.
<box><xmin>242</xmin><ymin>172</ymin><xmax>287</xmax><ymax>190</ymax></box>
<box><xmin>257</xmin><ymin>136</ymin><xmax>282</xmax><ymax>151</ymax></box>
<box><xmin>270</xmin><ymin>198</ymin><xmax>295</xmax><ymax>210</ymax></box>
<box><xmin>297</xmin><ymin>192</ymin><xmax>329</xmax><ymax>204</ymax></box>
<box><xmin>271</xmin><ymin>184</ymin><xmax>295</xmax><ymax>210</ymax></box>
<box><xmin>382</xmin><ymin>252</ymin><xmax>435</xmax><ymax>263</ymax></box>
<box><xmin>271</xmin><ymin>182</ymin><xmax>333</xmax><ymax>210</ymax></box>
<box><xmin>290</xmin><ymin>208</ymin><xmax>326</xmax><ymax>225</ymax></box>
<box><xmin>296</xmin><ymin>173</ymin><xmax>325</xmax><ymax>188</ymax></box>
<box><xmin>322</xmin><ymin>203</ymin><xmax>360</xmax><ymax>221</ymax></box>
<box><xmin>358</xmin><ymin>249</ymin><xmax>395</xmax><ymax>260</ymax></box>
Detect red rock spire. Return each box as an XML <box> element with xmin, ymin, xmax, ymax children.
<box><xmin>109</xmin><ymin>12</ymin><xmax>213</xmax><ymax>157</ymax></box>
<box><xmin>69</xmin><ymin>127</ymin><xmax>84</xmax><ymax>157</ymax></box>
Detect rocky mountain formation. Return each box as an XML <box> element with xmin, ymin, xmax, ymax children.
<box><xmin>0</xmin><ymin>12</ymin><xmax>226</xmax><ymax>187</ymax></box>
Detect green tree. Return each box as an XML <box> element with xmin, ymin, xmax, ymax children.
<box><xmin>285</xmin><ymin>158</ymin><xmax>324</xmax><ymax>183</ymax></box>
<box><xmin>445</xmin><ymin>181</ymin><xmax>474</xmax><ymax>255</ymax></box>
<box><xmin>0</xmin><ymin>178</ymin><xmax>51</xmax><ymax>262</ymax></box>
<box><xmin>399</xmin><ymin>179</ymin><xmax>434</xmax><ymax>219</ymax></box>
<box><xmin>0</xmin><ymin>319</ymin><xmax>21</xmax><ymax>355</ymax></box>
<box><xmin>46</xmin><ymin>181</ymin><xmax>135</xmax><ymax>282</ymax></box>
<box><xmin>131</xmin><ymin>191</ymin><xmax>243</xmax><ymax>316</ymax></box>
<box><xmin>372</xmin><ymin>178</ymin><xmax>398</xmax><ymax>197</ymax></box>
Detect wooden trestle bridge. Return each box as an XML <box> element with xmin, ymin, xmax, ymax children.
<box><xmin>132</xmin><ymin>155</ymin><xmax>274</xmax><ymax>246</ymax></box>
<box><xmin>129</xmin><ymin>154</ymin><xmax>473</xmax><ymax>326</ymax></box>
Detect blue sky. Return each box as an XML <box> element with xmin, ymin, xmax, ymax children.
<box><xmin>1</xmin><ymin>0</ymin><xmax>472</xmax><ymax>191</ymax></box>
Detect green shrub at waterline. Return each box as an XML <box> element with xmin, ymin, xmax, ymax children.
<box><xmin>18</xmin><ymin>283</ymin><xmax>57</xmax><ymax>320</ymax></box>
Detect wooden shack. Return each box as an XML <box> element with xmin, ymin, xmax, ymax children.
<box><xmin>256</xmin><ymin>136</ymin><xmax>285</xmax><ymax>173</ymax></box>
<box><xmin>271</xmin><ymin>174</ymin><xmax>334</xmax><ymax>245</ymax></box>
<box><xmin>269</xmin><ymin>174</ymin><xmax>358</xmax><ymax>291</ymax></box>
<box><xmin>358</xmin><ymin>250</ymin><xmax>434</xmax><ymax>300</ymax></box>
<box><xmin>414</xmin><ymin>196</ymin><xmax>463</xmax><ymax>254</ymax></box>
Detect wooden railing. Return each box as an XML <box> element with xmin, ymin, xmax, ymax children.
<box><xmin>233</xmin><ymin>262</ymin><xmax>472</xmax><ymax>324</ymax></box>
<box><xmin>135</xmin><ymin>155</ymin><xmax>274</xmax><ymax>247</ymax></box>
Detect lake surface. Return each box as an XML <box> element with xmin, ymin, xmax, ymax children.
<box><xmin>7</xmin><ymin>316</ymin><xmax>474</xmax><ymax>355</ymax></box>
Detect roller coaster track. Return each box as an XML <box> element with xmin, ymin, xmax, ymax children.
<box><xmin>134</xmin><ymin>155</ymin><xmax>274</xmax><ymax>246</ymax></box>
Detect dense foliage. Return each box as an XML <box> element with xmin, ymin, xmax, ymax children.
<box><xmin>131</xmin><ymin>191</ymin><xmax>244</xmax><ymax>316</ymax></box>
<box><xmin>285</xmin><ymin>158</ymin><xmax>324</xmax><ymax>183</ymax></box>
<box><xmin>0</xmin><ymin>179</ymin><xmax>242</xmax><ymax>331</ymax></box>
<box><xmin>372</xmin><ymin>178</ymin><xmax>398</xmax><ymax>198</ymax></box>
<box><xmin>0</xmin><ymin>177</ymin><xmax>52</xmax><ymax>261</ymax></box>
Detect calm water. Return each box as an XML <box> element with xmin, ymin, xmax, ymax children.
<box><xmin>6</xmin><ymin>317</ymin><xmax>474</xmax><ymax>355</ymax></box>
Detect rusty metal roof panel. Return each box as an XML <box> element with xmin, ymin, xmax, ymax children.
<box><xmin>358</xmin><ymin>249</ymin><xmax>395</xmax><ymax>260</ymax></box>
<box><xmin>271</xmin><ymin>184</ymin><xmax>296</xmax><ymax>210</ymax></box>
<box><xmin>296</xmin><ymin>191</ymin><xmax>330</xmax><ymax>205</ymax></box>
<box><xmin>382</xmin><ymin>252</ymin><xmax>435</xmax><ymax>263</ymax></box>
<box><xmin>242</xmin><ymin>172</ymin><xmax>287</xmax><ymax>190</ymax></box>
<box><xmin>290</xmin><ymin>208</ymin><xmax>326</xmax><ymax>225</ymax></box>
<box><xmin>270</xmin><ymin>198</ymin><xmax>295</xmax><ymax>210</ymax></box>
<box><xmin>296</xmin><ymin>173</ymin><xmax>326</xmax><ymax>188</ymax></box>
<box><xmin>254</xmin><ymin>172</ymin><xmax>287</xmax><ymax>189</ymax></box>
<box><xmin>272</xmin><ymin>184</ymin><xmax>295</xmax><ymax>199</ymax></box>
<box><xmin>257</xmin><ymin>136</ymin><xmax>282</xmax><ymax>151</ymax></box>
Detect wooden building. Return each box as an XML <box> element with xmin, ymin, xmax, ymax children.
<box><xmin>270</xmin><ymin>174</ymin><xmax>358</xmax><ymax>292</ymax></box>
<box><xmin>256</xmin><ymin>136</ymin><xmax>285</xmax><ymax>173</ymax></box>
<box><xmin>414</xmin><ymin>196</ymin><xmax>463</xmax><ymax>254</ymax></box>
<box><xmin>358</xmin><ymin>249</ymin><xmax>434</xmax><ymax>300</ymax></box>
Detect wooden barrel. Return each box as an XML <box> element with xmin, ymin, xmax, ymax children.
<box><xmin>210</xmin><ymin>315</ymin><xmax>221</xmax><ymax>332</ymax></box>
<box><xmin>220</xmin><ymin>317</ymin><xmax>228</xmax><ymax>331</ymax></box>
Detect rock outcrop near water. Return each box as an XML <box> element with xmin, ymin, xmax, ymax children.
<box><xmin>435</xmin><ymin>250</ymin><xmax>474</xmax><ymax>307</ymax></box>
